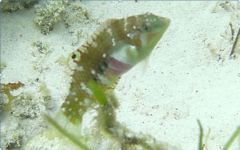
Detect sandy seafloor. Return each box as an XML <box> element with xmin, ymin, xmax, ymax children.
<box><xmin>1</xmin><ymin>1</ymin><xmax>240</xmax><ymax>150</ymax></box>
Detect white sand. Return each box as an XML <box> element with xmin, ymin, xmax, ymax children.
<box><xmin>1</xmin><ymin>1</ymin><xmax>240</xmax><ymax>150</ymax></box>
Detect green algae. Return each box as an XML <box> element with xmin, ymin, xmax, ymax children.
<box><xmin>223</xmin><ymin>126</ymin><xmax>240</xmax><ymax>150</ymax></box>
<box><xmin>44</xmin><ymin>114</ymin><xmax>89</xmax><ymax>150</ymax></box>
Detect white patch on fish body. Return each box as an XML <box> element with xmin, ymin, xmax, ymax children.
<box><xmin>102</xmin><ymin>53</ymin><xmax>107</xmax><ymax>58</ymax></box>
<box><xmin>140</xmin><ymin>33</ymin><xmax>148</xmax><ymax>47</ymax></box>
<box><xmin>70</xmin><ymin>92</ymin><xmax>76</xmax><ymax>96</ymax></box>
<box><xmin>91</xmin><ymin>69</ymin><xmax>96</xmax><ymax>75</ymax></box>
<box><xmin>111</xmin><ymin>43</ymin><xmax>137</xmax><ymax>64</ymax></box>
<box><xmin>112</xmin><ymin>38</ymin><xmax>116</xmax><ymax>46</ymax></box>
<box><xmin>80</xmin><ymin>83</ymin><xmax>93</xmax><ymax>95</ymax></box>
<box><xmin>76</xmin><ymin>66</ymin><xmax>84</xmax><ymax>71</ymax></box>
<box><xmin>127</xmin><ymin>33</ymin><xmax>135</xmax><ymax>39</ymax></box>
<box><xmin>97</xmin><ymin>74</ymin><xmax>111</xmax><ymax>85</ymax></box>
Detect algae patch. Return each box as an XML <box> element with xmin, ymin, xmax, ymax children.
<box><xmin>0</xmin><ymin>0</ymin><xmax>38</xmax><ymax>12</ymax></box>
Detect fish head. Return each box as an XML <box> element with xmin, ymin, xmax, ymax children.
<box><xmin>108</xmin><ymin>13</ymin><xmax>170</xmax><ymax>76</ymax></box>
<box><xmin>125</xmin><ymin>13</ymin><xmax>170</xmax><ymax>64</ymax></box>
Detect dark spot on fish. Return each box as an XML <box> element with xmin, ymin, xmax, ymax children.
<box><xmin>102</xmin><ymin>59</ymin><xmax>109</xmax><ymax>68</ymax></box>
<box><xmin>143</xmin><ymin>24</ymin><xmax>149</xmax><ymax>31</ymax></box>
<box><xmin>72</xmin><ymin>53</ymin><xmax>76</xmax><ymax>59</ymax></box>
<box><xmin>98</xmin><ymin>65</ymin><xmax>105</xmax><ymax>74</ymax></box>
<box><xmin>92</xmin><ymin>75</ymin><xmax>98</xmax><ymax>82</ymax></box>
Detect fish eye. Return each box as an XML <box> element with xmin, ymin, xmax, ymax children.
<box><xmin>141</xmin><ymin>23</ymin><xmax>151</xmax><ymax>32</ymax></box>
<box><xmin>72</xmin><ymin>53</ymin><xmax>76</xmax><ymax>59</ymax></box>
<box><xmin>71</xmin><ymin>51</ymin><xmax>81</xmax><ymax>62</ymax></box>
<box><xmin>144</xmin><ymin>25</ymin><xmax>149</xmax><ymax>31</ymax></box>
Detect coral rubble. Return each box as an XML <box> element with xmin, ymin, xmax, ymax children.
<box><xmin>34</xmin><ymin>0</ymin><xmax>69</xmax><ymax>34</ymax></box>
<box><xmin>0</xmin><ymin>0</ymin><xmax>38</xmax><ymax>12</ymax></box>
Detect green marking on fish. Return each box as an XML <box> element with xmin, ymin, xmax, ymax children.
<box><xmin>88</xmin><ymin>80</ymin><xmax>107</xmax><ymax>106</ymax></box>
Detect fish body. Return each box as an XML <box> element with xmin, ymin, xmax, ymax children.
<box><xmin>62</xmin><ymin>13</ymin><xmax>170</xmax><ymax>122</ymax></box>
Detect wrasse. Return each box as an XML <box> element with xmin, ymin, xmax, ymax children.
<box><xmin>62</xmin><ymin>13</ymin><xmax>170</xmax><ymax>123</ymax></box>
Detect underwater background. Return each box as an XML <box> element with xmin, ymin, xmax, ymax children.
<box><xmin>0</xmin><ymin>0</ymin><xmax>240</xmax><ymax>150</ymax></box>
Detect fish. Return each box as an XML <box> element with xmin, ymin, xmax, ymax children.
<box><xmin>62</xmin><ymin>13</ymin><xmax>170</xmax><ymax>123</ymax></box>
